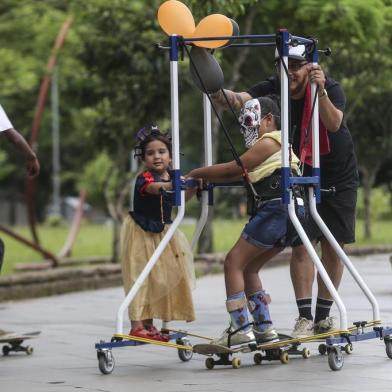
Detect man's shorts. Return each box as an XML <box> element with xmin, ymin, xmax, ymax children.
<box><xmin>241</xmin><ymin>199</ymin><xmax>298</xmax><ymax>249</ymax></box>
<box><xmin>292</xmin><ymin>188</ymin><xmax>357</xmax><ymax>246</ymax></box>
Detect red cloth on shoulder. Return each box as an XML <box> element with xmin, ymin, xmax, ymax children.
<box><xmin>299</xmin><ymin>83</ymin><xmax>330</xmax><ymax>165</ymax></box>
<box><xmin>140</xmin><ymin>171</ymin><xmax>155</xmax><ymax>195</ymax></box>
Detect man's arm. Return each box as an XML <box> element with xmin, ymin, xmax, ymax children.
<box><xmin>210</xmin><ymin>89</ymin><xmax>252</xmax><ymax>111</ymax></box>
<box><xmin>3</xmin><ymin>128</ymin><xmax>40</xmax><ymax>177</ymax></box>
<box><xmin>307</xmin><ymin>64</ymin><xmax>343</xmax><ymax>132</ymax></box>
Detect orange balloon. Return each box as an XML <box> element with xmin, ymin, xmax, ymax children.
<box><xmin>193</xmin><ymin>14</ymin><xmax>233</xmax><ymax>49</ymax></box>
<box><xmin>157</xmin><ymin>0</ymin><xmax>195</xmax><ymax>36</ymax></box>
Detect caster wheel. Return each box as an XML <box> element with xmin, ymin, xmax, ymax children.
<box><xmin>344</xmin><ymin>344</ymin><xmax>353</xmax><ymax>355</ymax></box>
<box><xmin>26</xmin><ymin>346</ymin><xmax>34</xmax><ymax>355</ymax></box>
<box><xmin>205</xmin><ymin>357</ymin><xmax>215</xmax><ymax>370</ymax></box>
<box><xmin>385</xmin><ymin>339</ymin><xmax>392</xmax><ymax>359</ymax></box>
<box><xmin>328</xmin><ymin>347</ymin><xmax>344</xmax><ymax>371</ymax></box>
<box><xmin>279</xmin><ymin>351</ymin><xmax>289</xmax><ymax>364</ymax></box>
<box><xmin>254</xmin><ymin>353</ymin><xmax>263</xmax><ymax>365</ymax></box>
<box><xmin>302</xmin><ymin>347</ymin><xmax>311</xmax><ymax>359</ymax></box>
<box><xmin>318</xmin><ymin>344</ymin><xmax>327</xmax><ymax>355</ymax></box>
<box><xmin>2</xmin><ymin>345</ymin><xmax>10</xmax><ymax>356</ymax></box>
<box><xmin>98</xmin><ymin>351</ymin><xmax>115</xmax><ymax>375</ymax></box>
<box><xmin>177</xmin><ymin>339</ymin><xmax>193</xmax><ymax>362</ymax></box>
<box><xmin>3</xmin><ymin>346</ymin><xmax>11</xmax><ymax>356</ymax></box>
<box><xmin>232</xmin><ymin>357</ymin><xmax>241</xmax><ymax>369</ymax></box>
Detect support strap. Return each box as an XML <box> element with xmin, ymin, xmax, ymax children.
<box><xmin>226</xmin><ymin>297</ymin><xmax>247</xmax><ymax>312</ymax></box>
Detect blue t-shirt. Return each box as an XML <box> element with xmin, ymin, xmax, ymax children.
<box><xmin>130</xmin><ymin>170</ymin><xmax>172</xmax><ymax>233</ymax></box>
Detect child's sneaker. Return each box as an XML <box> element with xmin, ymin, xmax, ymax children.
<box><xmin>210</xmin><ymin>325</ymin><xmax>256</xmax><ymax>349</ymax></box>
<box><xmin>314</xmin><ymin>317</ymin><xmax>335</xmax><ymax>335</ymax></box>
<box><xmin>291</xmin><ymin>317</ymin><xmax>314</xmax><ymax>338</ymax></box>
<box><xmin>253</xmin><ymin>326</ymin><xmax>279</xmax><ymax>343</ymax></box>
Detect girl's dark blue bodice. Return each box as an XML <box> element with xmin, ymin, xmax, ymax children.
<box><xmin>130</xmin><ymin>171</ymin><xmax>172</xmax><ymax>233</ymax></box>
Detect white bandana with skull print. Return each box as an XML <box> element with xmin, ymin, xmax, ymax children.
<box><xmin>239</xmin><ymin>98</ymin><xmax>261</xmax><ymax>149</ymax></box>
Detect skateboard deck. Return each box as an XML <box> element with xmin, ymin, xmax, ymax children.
<box><xmin>112</xmin><ymin>333</ymin><xmax>192</xmax><ymax>350</ymax></box>
<box><xmin>0</xmin><ymin>330</ymin><xmax>41</xmax><ymax>343</ymax></box>
<box><xmin>193</xmin><ymin>342</ymin><xmax>250</xmax><ymax>355</ymax></box>
<box><xmin>1</xmin><ymin>331</ymin><xmax>41</xmax><ymax>356</ymax></box>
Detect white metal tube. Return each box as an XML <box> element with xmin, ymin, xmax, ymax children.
<box><xmin>170</xmin><ymin>60</ymin><xmax>180</xmax><ymax>170</ymax></box>
<box><xmin>280</xmin><ymin>56</ymin><xmax>289</xmax><ymax>169</ymax></box>
<box><xmin>116</xmin><ymin>43</ymin><xmax>185</xmax><ymax>334</ymax></box>
<box><xmin>308</xmin><ymin>188</ymin><xmax>380</xmax><ymax>321</ymax></box>
<box><xmin>116</xmin><ymin>193</ymin><xmax>186</xmax><ymax>334</ymax></box>
<box><xmin>311</xmin><ymin>76</ymin><xmax>320</xmax><ymax>169</ymax></box>
<box><xmin>191</xmin><ymin>94</ymin><xmax>213</xmax><ymax>249</ymax></box>
<box><xmin>287</xmin><ymin>192</ymin><xmax>348</xmax><ymax>330</ymax></box>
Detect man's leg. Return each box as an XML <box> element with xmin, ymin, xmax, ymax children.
<box><xmin>314</xmin><ymin>239</ymin><xmax>344</xmax><ymax>333</ymax></box>
<box><xmin>290</xmin><ymin>244</ymin><xmax>315</xmax><ymax>337</ymax></box>
<box><xmin>314</xmin><ymin>187</ymin><xmax>356</xmax><ymax>333</ymax></box>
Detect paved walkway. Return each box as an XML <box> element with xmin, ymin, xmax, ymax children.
<box><xmin>0</xmin><ymin>254</ymin><xmax>391</xmax><ymax>392</ymax></box>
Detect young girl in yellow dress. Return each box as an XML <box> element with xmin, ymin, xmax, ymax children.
<box><xmin>120</xmin><ymin>126</ymin><xmax>195</xmax><ymax>342</ymax></box>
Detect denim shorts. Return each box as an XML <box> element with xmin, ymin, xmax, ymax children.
<box><xmin>241</xmin><ymin>199</ymin><xmax>298</xmax><ymax>249</ymax></box>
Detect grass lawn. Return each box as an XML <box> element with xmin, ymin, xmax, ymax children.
<box><xmin>0</xmin><ymin>218</ymin><xmax>391</xmax><ymax>275</ymax></box>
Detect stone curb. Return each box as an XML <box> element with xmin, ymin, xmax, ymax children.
<box><xmin>0</xmin><ymin>246</ymin><xmax>391</xmax><ymax>302</ymax></box>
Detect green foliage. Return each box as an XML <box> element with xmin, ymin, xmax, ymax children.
<box><xmin>186</xmin><ymin>0</ymin><xmax>259</xmax><ymax>17</ymax></box>
<box><xmin>0</xmin><ymin>149</ymin><xmax>16</xmax><ymax>180</ymax></box>
<box><xmin>77</xmin><ymin>152</ymin><xmax>113</xmax><ymax>209</ymax></box>
<box><xmin>356</xmin><ymin>186</ymin><xmax>392</xmax><ymax>220</ymax></box>
<box><xmin>0</xmin><ymin>0</ymin><xmax>391</xmax><ymax>247</ymax></box>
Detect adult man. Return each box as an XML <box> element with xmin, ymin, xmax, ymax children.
<box><xmin>211</xmin><ymin>45</ymin><xmax>359</xmax><ymax>337</ymax></box>
<box><xmin>0</xmin><ymin>103</ymin><xmax>40</xmax><ymax>336</ymax></box>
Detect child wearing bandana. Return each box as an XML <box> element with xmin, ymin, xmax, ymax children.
<box><xmin>186</xmin><ymin>96</ymin><xmax>301</xmax><ymax>347</ymax></box>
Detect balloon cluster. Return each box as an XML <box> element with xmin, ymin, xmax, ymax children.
<box><xmin>157</xmin><ymin>0</ymin><xmax>239</xmax><ymax>49</ymax></box>
<box><xmin>158</xmin><ymin>1</ymin><xmax>239</xmax><ymax>93</ymax></box>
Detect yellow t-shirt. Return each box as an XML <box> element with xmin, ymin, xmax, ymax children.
<box><xmin>248</xmin><ymin>130</ymin><xmax>300</xmax><ymax>183</ymax></box>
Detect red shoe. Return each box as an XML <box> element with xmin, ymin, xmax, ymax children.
<box><xmin>129</xmin><ymin>326</ymin><xmax>168</xmax><ymax>342</ymax></box>
<box><xmin>146</xmin><ymin>325</ymin><xmax>170</xmax><ymax>342</ymax></box>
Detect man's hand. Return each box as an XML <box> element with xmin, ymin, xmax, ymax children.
<box><xmin>307</xmin><ymin>64</ymin><xmax>326</xmax><ymax>91</ymax></box>
<box><xmin>25</xmin><ymin>156</ymin><xmax>40</xmax><ymax>178</ymax></box>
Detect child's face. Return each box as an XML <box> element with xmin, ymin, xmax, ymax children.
<box><xmin>143</xmin><ymin>139</ymin><xmax>171</xmax><ymax>173</ymax></box>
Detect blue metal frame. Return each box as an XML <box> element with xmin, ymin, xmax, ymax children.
<box><xmin>326</xmin><ymin>326</ymin><xmax>392</xmax><ymax>345</ymax></box>
<box><xmin>95</xmin><ymin>331</ymin><xmax>188</xmax><ymax>351</ymax></box>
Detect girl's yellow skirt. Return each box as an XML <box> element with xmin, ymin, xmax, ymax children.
<box><xmin>120</xmin><ymin>215</ymin><xmax>195</xmax><ymax>322</ymax></box>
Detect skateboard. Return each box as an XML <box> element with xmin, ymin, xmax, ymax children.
<box><xmin>0</xmin><ymin>331</ymin><xmax>41</xmax><ymax>356</ymax></box>
<box><xmin>193</xmin><ymin>341</ymin><xmax>257</xmax><ymax>369</ymax></box>
<box><xmin>193</xmin><ymin>336</ymin><xmax>303</xmax><ymax>369</ymax></box>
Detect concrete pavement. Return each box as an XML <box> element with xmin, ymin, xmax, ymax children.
<box><xmin>0</xmin><ymin>253</ymin><xmax>391</xmax><ymax>392</ymax></box>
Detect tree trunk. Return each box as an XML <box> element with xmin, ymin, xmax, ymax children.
<box><xmin>360</xmin><ymin>166</ymin><xmax>378</xmax><ymax>240</ymax></box>
<box><xmin>111</xmin><ymin>217</ymin><xmax>121</xmax><ymax>263</ymax></box>
<box><xmin>197</xmin><ymin>114</ymin><xmax>220</xmax><ymax>254</ymax></box>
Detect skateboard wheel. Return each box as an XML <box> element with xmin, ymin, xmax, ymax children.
<box><xmin>385</xmin><ymin>339</ymin><xmax>392</xmax><ymax>359</ymax></box>
<box><xmin>279</xmin><ymin>351</ymin><xmax>289</xmax><ymax>364</ymax></box>
<box><xmin>318</xmin><ymin>344</ymin><xmax>327</xmax><ymax>355</ymax></box>
<box><xmin>2</xmin><ymin>345</ymin><xmax>10</xmax><ymax>356</ymax></box>
<box><xmin>205</xmin><ymin>357</ymin><xmax>215</xmax><ymax>370</ymax></box>
<box><xmin>98</xmin><ymin>351</ymin><xmax>115</xmax><ymax>375</ymax></box>
<box><xmin>253</xmin><ymin>353</ymin><xmax>263</xmax><ymax>365</ymax></box>
<box><xmin>232</xmin><ymin>357</ymin><xmax>241</xmax><ymax>369</ymax></box>
<box><xmin>26</xmin><ymin>346</ymin><xmax>34</xmax><ymax>355</ymax></box>
<box><xmin>177</xmin><ymin>338</ymin><xmax>193</xmax><ymax>362</ymax></box>
<box><xmin>344</xmin><ymin>344</ymin><xmax>353</xmax><ymax>355</ymax></box>
<box><xmin>327</xmin><ymin>347</ymin><xmax>344</xmax><ymax>371</ymax></box>
<box><xmin>302</xmin><ymin>348</ymin><xmax>311</xmax><ymax>359</ymax></box>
